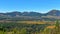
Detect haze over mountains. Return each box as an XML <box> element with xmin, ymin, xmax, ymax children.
<box><xmin>0</xmin><ymin>10</ymin><xmax>60</xmax><ymax>21</ymax></box>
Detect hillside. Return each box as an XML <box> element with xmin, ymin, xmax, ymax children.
<box><xmin>0</xmin><ymin>10</ymin><xmax>60</xmax><ymax>21</ymax></box>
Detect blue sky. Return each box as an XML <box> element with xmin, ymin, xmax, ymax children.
<box><xmin>0</xmin><ymin>0</ymin><xmax>60</xmax><ymax>13</ymax></box>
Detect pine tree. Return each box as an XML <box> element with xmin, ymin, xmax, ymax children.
<box><xmin>55</xmin><ymin>20</ymin><xmax>60</xmax><ymax>34</ymax></box>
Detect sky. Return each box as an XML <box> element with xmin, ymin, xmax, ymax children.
<box><xmin>0</xmin><ymin>0</ymin><xmax>60</xmax><ymax>13</ymax></box>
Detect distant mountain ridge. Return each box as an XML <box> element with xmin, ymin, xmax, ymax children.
<box><xmin>46</xmin><ymin>10</ymin><xmax>60</xmax><ymax>16</ymax></box>
<box><xmin>0</xmin><ymin>10</ymin><xmax>60</xmax><ymax>21</ymax></box>
<box><xmin>0</xmin><ymin>10</ymin><xmax>60</xmax><ymax>16</ymax></box>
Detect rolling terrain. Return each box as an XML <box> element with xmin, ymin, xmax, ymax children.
<box><xmin>0</xmin><ymin>10</ymin><xmax>60</xmax><ymax>34</ymax></box>
<box><xmin>0</xmin><ymin>10</ymin><xmax>60</xmax><ymax>21</ymax></box>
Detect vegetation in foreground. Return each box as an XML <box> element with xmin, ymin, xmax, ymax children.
<box><xmin>0</xmin><ymin>20</ymin><xmax>59</xmax><ymax>34</ymax></box>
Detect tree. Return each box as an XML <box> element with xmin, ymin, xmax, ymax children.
<box><xmin>12</xmin><ymin>28</ymin><xmax>20</xmax><ymax>34</ymax></box>
<box><xmin>20</xmin><ymin>28</ymin><xmax>27</xmax><ymax>34</ymax></box>
<box><xmin>55</xmin><ymin>20</ymin><xmax>60</xmax><ymax>34</ymax></box>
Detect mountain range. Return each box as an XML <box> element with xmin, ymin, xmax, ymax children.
<box><xmin>0</xmin><ymin>10</ymin><xmax>60</xmax><ymax>21</ymax></box>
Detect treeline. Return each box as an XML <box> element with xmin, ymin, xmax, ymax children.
<box><xmin>0</xmin><ymin>22</ymin><xmax>48</xmax><ymax>34</ymax></box>
<box><xmin>41</xmin><ymin>20</ymin><xmax>60</xmax><ymax>34</ymax></box>
<box><xmin>0</xmin><ymin>20</ymin><xmax>59</xmax><ymax>34</ymax></box>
